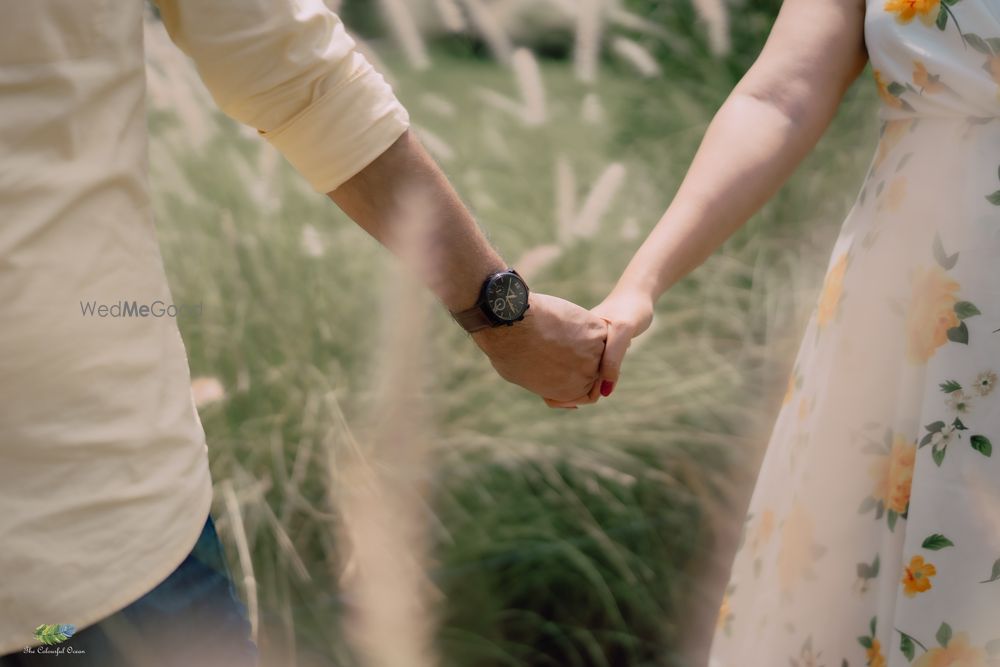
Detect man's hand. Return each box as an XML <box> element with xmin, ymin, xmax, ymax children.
<box><xmin>471</xmin><ymin>293</ymin><xmax>608</xmax><ymax>404</ymax></box>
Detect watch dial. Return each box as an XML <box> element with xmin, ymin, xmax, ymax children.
<box><xmin>485</xmin><ymin>273</ymin><xmax>528</xmax><ymax>322</ymax></box>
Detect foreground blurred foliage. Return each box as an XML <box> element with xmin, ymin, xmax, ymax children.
<box><xmin>145</xmin><ymin>1</ymin><xmax>881</xmax><ymax>664</ymax></box>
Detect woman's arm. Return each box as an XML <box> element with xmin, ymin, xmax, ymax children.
<box><xmin>588</xmin><ymin>0</ymin><xmax>869</xmax><ymax>400</ymax></box>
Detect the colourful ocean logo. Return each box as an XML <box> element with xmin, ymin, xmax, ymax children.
<box><xmin>33</xmin><ymin>624</ymin><xmax>76</xmax><ymax>646</ymax></box>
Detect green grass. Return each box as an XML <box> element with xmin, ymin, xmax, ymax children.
<box><xmin>147</xmin><ymin>32</ymin><xmax>882</xmax><ymax>666</ymax></box>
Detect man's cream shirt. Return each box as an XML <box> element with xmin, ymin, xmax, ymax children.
<box><xmin>0</xmin><ymin>0</ymin><xmax>409</xmax><ymax>653</ymax></box>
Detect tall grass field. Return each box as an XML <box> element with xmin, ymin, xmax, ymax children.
<box><xmin>143</xmin><ymin>2</ymin><xmax>882</xmax><ymax>664</ymax></box>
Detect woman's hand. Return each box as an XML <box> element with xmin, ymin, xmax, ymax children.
<box><xmin>542</xmin><ymin>288</ymin><xmax>653</xmax><ymax>408</ymax></box>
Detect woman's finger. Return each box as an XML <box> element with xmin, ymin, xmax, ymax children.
<box><xmin>597</xmin><ymin>320</ymin><xmax>633</xmax><ymax>397</ymax></box>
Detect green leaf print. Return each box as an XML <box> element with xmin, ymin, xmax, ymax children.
<box><xmin>946</xmin><ymin>320</ymin><xmax>969</xmax><ymax>345</ymax></box>
<box><xmin>870</xmin><ymin>616</ymin><xmax>877</xmax><ymax>637</ymax></box>
<box><xmin>954</xmin><ymin>301</ymin><xmax>981</xmax><ymax>319</ymax></box>
<box><xmin>858</xmin><ymin>635</ymin><xmax>873</xmax><ymax>650</ymax></box>
<box><xmin>933</xmin><ymin>233</ymin><xmax>959</xmax><ymax>270</ymax></box>
<box><xmin>970</xmin><ymin>434</ymin><xmax>992</xmax><ymax>456</ymax></box>
<box><xmin>964</xmin><ymin>33</ymin><xmax>992</xmax><ymax>54</ymax></box>
<box><xmin>936</xmin><ymin>6</ymin><xmax>949</xmax><ymax>30</ymax></box>
<box><xmin>900</xmin><ymin>633</ymin><xmax>915</xmax><ymax>660</ymax></box>
<box><xmin>981</xmin><ymin>558</ymin><xmax>1000</xmax><ymax>583</ymax></box>
<box><xmin>858</xmin><ymin>496</ymin><xmax>878</xmax><ymax>513</ymax></box>
<box><xmin>921</xmin><ymin>534</ymin><xmax>955</xmax><ymax>550</ymax></box>
<box><xmin>937</xmin><ymin>622</ymin><xmax>953</xmax><ymax>647</ymax></box>
<box><xmin>987</xmin><ymin>190</ymin><xmax>1000</xmax><ymax>206</ymax></box>
<box><xmin>931</xmin><ymin>443</ymin><xmax>946</xmax><ymax>466</ymax></box>
<box><xmin>888</xmin><ymin>509</ymin><xmax>898</xmax><ymax>531</ymax></box>
<box><xmin>939</xmin><ymin>380</ymin><xmax>962</xmax><ymax>393</ymax></box>
<box><xmin>856</xmin><ymin>561</ymin><xmax>868</xmax><ymax>577</ymax></box>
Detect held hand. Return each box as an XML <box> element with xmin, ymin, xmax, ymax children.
<box><xmin>591</xmin><ymin>288</ymin><xmax>654</xmax><ymax>395</ymax></box>
<box><xmin>546</xmin><ymin>288</ymin><xmax>654</xmax><ymax>408</ymax></box>
<box><xmin>471</xmin><ymin>293</ymin><xmax>608</xmax><ymax>403</ymax></box>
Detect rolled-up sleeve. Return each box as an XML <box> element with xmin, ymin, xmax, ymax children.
<box><xmin>154</xmin><ymin>0</ymin><xmax>410</xmax><ymax>193</ymax></box>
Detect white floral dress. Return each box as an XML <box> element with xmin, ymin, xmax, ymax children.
<box><xmin>707</xmin><ymin>0</ymin><xmax>1000</xmax><ymax>665</ymax></box>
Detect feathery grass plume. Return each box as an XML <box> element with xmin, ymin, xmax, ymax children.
<box><xmin>419</xmin><ymin>93</ymin><xmax>457</xmax><ymax>118</ymax></box>
<box><xmin>581</xmin><ymin>91</ymin><xmax>606</xmax><ymax>124</ymax></box>
<box><xmin>433</xmin><ymin>0</ymin><xmax>467</xmax><ymax>32</ymax></box>
<box><xmin>572</xmin><ymin>162</ymin><xmax>626</xmax><ymax>239</ymax></box>
<box><xmin>555</xmin><ymin>154</ymin><xmax>577</xmax><ymax>243</ymax></box>
<box><xmin>481</xmin><ymin>123</ymin><xmax>512</xmax><ymax>160</ymax></box>
<box><xmin>378</xmin><ymin>0</ymin><xmax>431</xmax><ymax>70</ymax></box>
<box><xmin>413</xmin><ymin>125</ymin><xmax>456</xmax><ymax>162</ymax></box>
<box><xmin>459</xmin><ymin>0</ymin><xmax>514</xmax><ymax>65</ymax></box>
<box><xmin>476</xmin><ymin>87</ymin><xmax>524</xmax><ymax>119</ymax></box>
<box><xmin>692</xmin><ymin>0</ymin><xmax>731</xmax><ymax>56</ymax></box>
<box><xmin>476</xmin><ymin>88</ymin><xmax>525</xmax><ymax>123</ymax></box>
<box><xmin>574</xmin><ymin>0</ymin><xmax>603</xmax><ymax>83</ymax></box>
<box><xmin>611</xmin><ymin>37</ymin><xmax>662</xmax><ymax>77</ymax></box>
<box><xmin>512</xmin><ymin>48</ymin><xmax>547</xmax><ymax>126</ymax></box>
<box><xmin>337</xmin><ymin>186</ymin><xmax>439</xmax><ymax>667</ymax></box>
<box><xmin>191</xmin><ymin>376</ymin><xmax>226</xmax><ymax>407</ymax></box>
<box><xmin>620</xmin><ymin>216</ymin><xmax>640</xmax><ymax>240</ymax></box>
<box><xmin>515</xmin><ymin>243</ymin><xmax>564</xmax><ymax>281</ymax></box>
<box><xmin>301</xmin><ymin>224</ymin><xmax>326</xmax><ymax>258</ymax></box>
<box><xmin>608</xmin><ymin>6</ymin><xmax>670</xmax><ymax>38</ymax></box>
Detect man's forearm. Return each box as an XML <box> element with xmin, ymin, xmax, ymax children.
<box><xmin>327</xmin><ymin>129</ymin><xmax>505</xmax><ymax>312</ymax></box>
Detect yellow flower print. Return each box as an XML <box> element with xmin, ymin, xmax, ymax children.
<box><xmin>988</xmin><ymin>54</ymin><xmax>1000</xmax><ymax>86</ymax></box>
<box><xmin>874</xmin><ymin>70</ymin><xmax>905</xmax><ymax>109</ymax></box>
<box><xmin>880</xmin><ymin>176</ymin><xmax>908</xmax><ymax>212</ymax></box>
<box><xmin>776</xmin><ymin>501</ymin><xmax>821</xmax><ymax>595</ymax></box>
<box><xmin>913</xmin><ymin>61</ymin><xmax>945</xmax><ymax>93</ymax></box>
<box><xmin>783</xmin><ymin>372</ymin><xmax>796</xmax><ymax>406</ymax></box>
<box><xmin>901</xmin><ymin>554</ymin><xmax>937</xmax><ymax>597</ymax></box>
<box><xmin>905</xmin><ymin>265</ymin><xmax>961</xmax><ymax>364</ymax></box>
<box><xmin>797</xmin><ymin>395</ymin><xmax>810</xmax><ymax>421</ymax></box>
<box><xmin>913</xmin><ymin>631</ymin><xmax>988</xmax><ymax>667</ymax></box>
<box><xmin>884</xmin><ymin>0</ymin><xmax>941</xmax><ymax>25</ymax></box>
<box><xmin>869</xmin><ymin>434</ymin><xmax>916</xmax><ymax>514</ymax></box>
<box><xmin>716</xmin><ymin>592</ymin><xmax>732</xmax><ymax>633</ymax></box>
<box><xmin>867</xmin><ymin>637</ymin><xmax>887</xmax><ymax>667</ymax></box>
<box><xmin>817</xmin><ymin>251</ymin><xmax>849</xmax><ymax>328</ymax></box>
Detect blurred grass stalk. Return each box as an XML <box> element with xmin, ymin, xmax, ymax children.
<box><xmin>336</xmin><ymin>187</ymin><xmax>442</xmax><ymax>667</ymax></box>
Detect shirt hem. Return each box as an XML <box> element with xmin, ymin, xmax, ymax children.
<box><xmin>0</xmin><ymin>477</ymin><xmax>215</xmax><ymax>656</ymax></box>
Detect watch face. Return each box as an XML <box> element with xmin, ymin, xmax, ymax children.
<box><xmin>485</xmin><ymin>272</ymin><xmax>529</xmax><ymax>322</ymax></box>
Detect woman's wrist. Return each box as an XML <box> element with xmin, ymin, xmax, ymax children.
<box><xmin>596</xmin><ymin>285</ymin><xmax>655</xmax><ymax>337</ymax></box>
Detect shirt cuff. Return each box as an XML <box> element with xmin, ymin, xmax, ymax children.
<box><xmin>257</xmin><ymin>54</ymin><xmax>411</xmax><ymax>194</ymax></box>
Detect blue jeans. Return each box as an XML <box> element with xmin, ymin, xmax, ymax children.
<box><xmin>1</xmin><ymin>514</ymin><xmax>259</xmax><ymax>667</ymax></box>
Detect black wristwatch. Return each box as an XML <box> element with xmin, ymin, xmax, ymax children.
<box><xmin>451</xmin><ymin>268</ymin><xmax>530</xmax><ymax>332</ymax></box>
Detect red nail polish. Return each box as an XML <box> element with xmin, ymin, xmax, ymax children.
<box><xmin>600</xmin><ymin>381</ymin><xmax>615</xmax><ymax>397</ymax></box>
